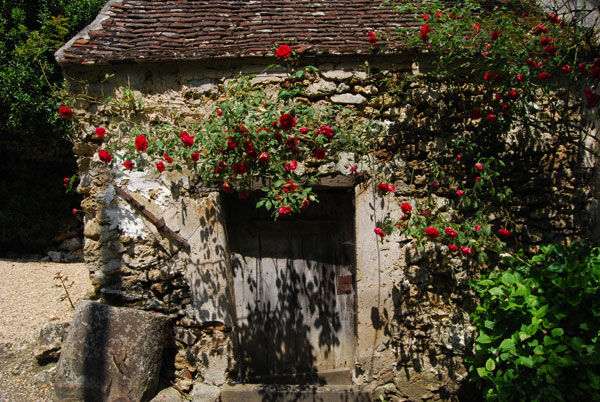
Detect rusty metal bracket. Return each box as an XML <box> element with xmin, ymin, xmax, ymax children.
<box><xmin>337</xmin><ymin>275</ymin><xmax>353</xmax><ymax>295</ymax></box>
<box><xmin>114</xmin><ymin>185</ymin><xmax>190</xmax><ymax>250</ymax></box>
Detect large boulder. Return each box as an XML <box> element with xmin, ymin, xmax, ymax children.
<box><xmin>54</xmin><ymin>301</ymin><xmax>170</xmax><ymax>402</ymax></box>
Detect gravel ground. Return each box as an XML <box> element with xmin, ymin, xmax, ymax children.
<box><xmin>0</xmin><ymin>259</ymin><xmax>92</xmax><ymax>402</ymax></box>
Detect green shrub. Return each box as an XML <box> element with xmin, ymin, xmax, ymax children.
<box><xmin>468</xmin><ymin>243</ymin><xmax>600</xmax><ymax>400</ymax></box>
<box><xmin>0</xmin><ymin>0</ymin><xmax>105</xmax><ymax>254</ymax></box>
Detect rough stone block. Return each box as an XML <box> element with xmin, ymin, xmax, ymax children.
<box><xmin>54</xmin><ymin>301</ymin><xmax>169</xmax><ymax>402</ymax></box>
<box><xmin>34</xmin><ymin>322</ymin><xmax>70</xmax><ymax>364</ymax></box>
<box><xmin>331</xmin><ymin>93</ymin><xmax>367</xmax><ymax>105</ymax></box>
<box><xmin>190</xmin><ymin>383</ymin><xmax>221</xmax><ymax>402</ymax></box>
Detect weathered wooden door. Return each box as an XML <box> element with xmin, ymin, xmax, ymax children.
<box><xmin>226</xmin><ymin>189</ymin><xmax>355</xmax><ymax>383</ymax></box>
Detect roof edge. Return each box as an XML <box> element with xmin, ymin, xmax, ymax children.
<box><xmin>55</xmin><ymin>0</ymin><xmax>123</xmax><ymax>65</ymax></box>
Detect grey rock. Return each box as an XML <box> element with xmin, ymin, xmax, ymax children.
<box><xmin>330</xmin><ymin>93</ymin><xmax>367</xmax><ymax>105</ymax></box>
<box><xmin>304</xmin><ymin>79</ymin><xmax>336</xmax><ymax>97</ymax></box>
<box><xmin>34</xmin><ymin>322</ymin><xmax>70</xmax><ymax>363</ymax></box>
<box><xmin>48</xmin><ymin>251</ymin><xmax>63</xmax><ymax>262</ymax></box>
<box><xmin>54</xmin><ymin>301</ymin><xmax>169</xmax><ymax>402</ymax></box>
<box><xmin>149</xmin><ymin>387</ymin><xmax>183</xmax><ymax>402</ymax></box>
<box><xmin>59</xmin><ymin>237</ymin><xmax>82</xmax><ymax>252</ymax></box>
<box><xmin>190</xmin><ymin>383</ymin><xmax>221</xmax><ymax>402</ymax></box>
<box><xmin>321</xmin><ymin>70</ymin><xmax>354</xmax><ymax>81</ymax></box>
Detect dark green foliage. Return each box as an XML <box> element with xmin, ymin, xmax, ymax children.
<box><xmin>468</xmin><ymin>243</ymin><xmax>600</xmax><ymax>400</ymax></box>
<box><xmin>0</xmin><ymin>0</ymin><xmax>106</xmax><ymax>254</ymax></box>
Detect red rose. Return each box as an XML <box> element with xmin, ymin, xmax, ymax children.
<box><xmin>448</xmin><ymin>244</ymin><xmax>459</xmax><ymax>252</ymax></box>
<box><xmin>420</xmin><ymin>24</ymin><xmax>431</xmax><ymax>42</ymax></box>
<box><xmin>279</xmin><ymin>113</ymin><xmax>296</xmax><ymax>131</ymax></box>
<box><xmin>123</xmin><ymin>160</ymin><xmax>134</xmax><ymax>170</ymax></box>
<box><xmin>544</xmin><ymin>45</ymin><xmax>557</xmax><ymax>55</ymax></box>
<box><xmin>275</xmin><ymin>44</ymin><xmax>291</xmax><ymax>59</ymax></box>
<box><xmin>222</xmin><ymin>182</ymin><xmax>232</xmax><ymax>193</ymax></box>
<box><xmin>423</xmin><ymin>14</ymin><xmax>430</xmax><ymax>21</ymax></box>
<box><xmin>278</xmin><ymin>206</ymin><xmax>292</xmax><ymax>215</ymax></box>
<box><xmin>226</xmin><ymin>137</ymin><xmax>237</xmax><ymax>152</ymax></box>
<box><xmin>164</xmin><ymin>153</ymin><xmax>173</xmax><ymax>163</ymax></box>
<box><xmin>401</xmin><ymin>202</ymin><xmax>412</xmax><ymax>215</ymax></box>
<box><xmin>216</xmin><ymin>109</ymin><xmax>223</xmax><ymax>116</ymax></box>
<box><xmin>516</xmin><ymin>74</ymin><xmax>524</xmax><ymax>81</ymax></box>
<box><xmin>431</xmin><ymin>182</ymin><xmax>440</xmax><ymax>189</ymax></box>
<box><xmin>374</xmin><ymin>227</ymin><xmax>386</xmax><ymax>238</ymax></box>
<box><xmin>535</xmin><ymin>24</ymin><xmax>548</xmax><ymax>34</ymax></box>
<box><xmin>507</xmin><ymin>89</ymin><xmax>519</xmax><ymax>100</ymax></box>
<box><xmin>474</xmin><ymin>225</ymin><xmax>481</xmax><ymax>231</ymax></box>
<box><xmin>181</xmin><ymin>133</ymin><xmax>194</xmax><ymax>147</ymax></box>
<box><xmin>318</xmin><ymin>125</ymin><xmax>335</xmax><ymax>138</ymax></box>
<box><xmin>591</xmin><ymin>67</ymin><xmax>600</xmax><ymax>80</ymax></box>
<box><xmin>486</xmin><ymin>114</ymin><xmax>496</xmax><ymax>122</ymax></box>
<box><xmin>425</xmin><ymin>227</ymin><xmax>440</xmax><ymax>239</ymax></box>
<box><xmin>284</xmin><ymin>160</ymin><xmax>298</xmax><ymax>171</ymax></box>
<box><xmin>470</xmin><ymin>107</ymin><xmax>481</xmax><ymax>119</ymax></box>
<box><xmin>95</xmin><ymin>127</ymin><xmax>106</xmax><ymax>137</ymax></box>
<box><xmin>457</xmin><ymin>154</ymin><xmax>463</xmax><ymax>161</ymax></box>
<box><xmin>302</xmin><ymin>199</ymin><xmax>310</xmax><ymax>208</ymax></box>
<box><xmin>233</xmin><ymin>162</ymin><xmax>248</xmax><ymax>174</ymax></box>
<box><xmin>255</xmin><ymin>152</ymin><xmax>268</xmax><ymax>163</ymax></box>
<box><xmin>495</xmin><ymin>93</ymin><xmax>502</xmax><ymax>101</ymax></box>
<box><xmin>63</xmin><ymin>177</ymin><xmax>69</xmax><ymax>183</ymax></box>
<box><xmin>457</xmin><ymin>189</ymin><xmax>464</xmax><ymax>196</ymax></box>
<box><xmin>561</xmin><ymin>65</ymin><xmax>571</xmax><ymax>73</ymax></box>
<box><xmin>540</xmin><ymin>37</ymin><xmax>553</xmax><ymax>46</ymax></box>
<box><xmin>445</xmin><ymin>227</ymin><xmax>458</xmax><ymax>237</ymax></box>
<box><xmin>377</xmin><ymin>183</ymin><xmax>389</xmax><ymax>192</ymax></box>
<box><xmin>367</xmin><ymin>31</ymin><xmax>376</xmax><ymax>44</ymax></box>
<box><xmin>498</xmin><ymin>228</ymin><xmax>512</xmax><ymax>237</ymax></box>
<box><xmin>475</xmin><ymin>176</ymin><xmax>481</xmax><ymax>182</ymax></box>
<box><xmin>461</xmin><ymin>246</ymin><xmax>473</xmax><ymax>255</ymax></box>
<box><xmin>578</xmin><ymin>62</ymin><xmax>587</xmax><ymax>73</ymax></box>
<box><xmin>135</xmin><ymin>135</ymin><xmax>148</xmax><ymax>151</ymax></box>
<box><xmin>72</xmin><ymin>208</ymin><xmax>77</xmax><ymax>215</ymax></box>
<box><xmin>314</xmin><ymin>148</ymin><xmax>326</xmax><ymax>160</ymax></box>
<box><xmin>59</xmin><ymin>106</ymin><xmax>73</xmax><ymax>118</ymax></box>
<box><xmin>547</xmin><ymin>13</ymin><xmax>560</xmax><ymax>24</ymax></box>
<box><xmin>585</xmin><ymin>88</ymin><xmax>600</xmax><ymax>107</ymax></box>
<box><xmin>538</xmin><ymin>72</ymin><xmax>551</xmax><ymax>80</ymax></box>
<box><xmin>299</xmin><ymin>127</ymin><xmax>309</xmax><ymax>135</ymax></box>
<box><xmin>475</xmin><ymin>163</ymin><xmax>483</xmax><ymax>170</ymax></box>
<box><xmin>191</xmin><ymin>150</ymin><xmax>199</xmax><ymax>162</ymax></box>
<box><xmin>491</xmin><ymin>29</ymin><xmax>501</xmax><ymax>41</ymax></box>
<box><xmin>98</xmin><ymin>149</ymin><xmax>112</xmax><ymax>163</ymax></box>
<box><xmin>156</xmin><ymin>161</ymin><xmax>165</xmax><ymax>172</ymax></box>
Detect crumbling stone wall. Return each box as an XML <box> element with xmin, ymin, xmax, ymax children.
<box><xmin>62</xmin><ymin>55</ymin><xmax>597</xmax><ymax>400</ymax></box>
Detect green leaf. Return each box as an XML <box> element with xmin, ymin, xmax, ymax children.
<box><xmin>499</xmin><ymin>338</ymin><xmax>515</xmax><ymax>351</ymax></box>
<box><xmin>551</xmin><ymin>328</ymin><xmax>564</xmax><ymax>337</ymax></box>
<box><xmin>476</xmin><ymin>367</ymin><xmax>490</xmax><ymax>378</ymax></box>
<box><xmin>501</xmin><ymin>272</ymin><xmax>515</xmax><ymax>285</ymax></box>
<box><xmin>295</xmin><ymin>70</ymin><xmax>305</xmax><ymax>79</ymax></box>
<box><xmin>485</xmin><ymin>358</ymin><xmax>496</xmax><ymax>371</ymax></box>
<box><xmin>547</xmin><ymin>263</ymin><xmax>564</xmax><ymax>273</ymax></box>
<box><xmin>518</xmin><ymin>356</ymin><xmax>534</xmax><ymax>368</ymax></box>
<box><xmin>477</xmin><ymin>333</ymin><xmax>492</xmax><ymax>344</ymax></box>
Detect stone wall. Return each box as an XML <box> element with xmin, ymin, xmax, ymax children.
<box><xmin>63</xmin><ymin>55</ymin><xmax>597</xmax><ymax>400</ymax></box>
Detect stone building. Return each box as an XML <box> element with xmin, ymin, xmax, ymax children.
<box><xmin>53</xmin><ymin>1</ymin><xmax>599</xmax><ymax>401</ymax></box>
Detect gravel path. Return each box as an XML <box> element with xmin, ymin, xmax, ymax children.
<box><xmin>0</xmin><ymin>259</ymin><xmax>92</xmax><ymax>402</ymax></box>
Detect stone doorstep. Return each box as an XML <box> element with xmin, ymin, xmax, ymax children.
<box><xmin>220</xmin><ymin>384</ymin><xmax>371</xmax><ymax>402</ymax></box>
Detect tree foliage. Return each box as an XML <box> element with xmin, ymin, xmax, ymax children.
<box><xmin>0</xmin><ymin>0</ymin><xmax>106</xmax><ymax>254</ymax></box>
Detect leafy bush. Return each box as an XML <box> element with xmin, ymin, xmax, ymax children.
<box><xmin>0</xmin><ymin>0</ymin><xmax>105</xmax><ymax>254</ymax></box>
<box><xmin>468</xmin><ymin>243</ymin><xmax>600</xmax><ymax>400</ymax></box>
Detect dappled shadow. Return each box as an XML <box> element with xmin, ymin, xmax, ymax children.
<box><xmin>225</xmin><ymin>189</ymin><xmax>355</xmax><ymax>384</ymax></box>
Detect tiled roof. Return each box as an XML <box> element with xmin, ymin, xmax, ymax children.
<box><xmin>56</xmin><ymin>0</ymin><xmax>422</xmax><ymax>65</ymax></box>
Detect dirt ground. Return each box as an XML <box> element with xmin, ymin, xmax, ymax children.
<box><xmin>0</xmin><ymin>259</ymin><xmax>92</xmax><ymax>402</ymax></box>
